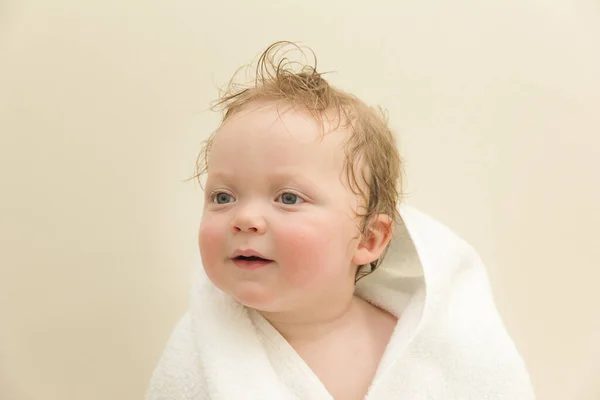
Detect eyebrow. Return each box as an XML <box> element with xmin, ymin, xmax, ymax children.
<box><xmin>269</xmin><ymin>170</ymin><xmax>311</xmax><ymax>183</ymax></box>
<box><xmin>207</xmin><ymin>170</ymin><xmax>317</xmax><ymax>190</ymax></box>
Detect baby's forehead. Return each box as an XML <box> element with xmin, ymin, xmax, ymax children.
<box><xmin>213</xmin><ymin>103</ymin><xmax>349</xmax><ymax>157</ymax></box>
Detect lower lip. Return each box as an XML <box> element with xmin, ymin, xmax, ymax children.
<box><xmin>232</xmin><ymin>259</ymin><xmax>273</xmax><ymax>270</ymax></box>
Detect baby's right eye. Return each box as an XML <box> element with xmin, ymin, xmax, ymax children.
<box><xmin>212</xmin><ymin>192</ymin><xmax>234</xmax><ymax>204</ymax></box>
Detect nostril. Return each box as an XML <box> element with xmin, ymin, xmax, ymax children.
<box><xmin>233</xmin><ymin>225</ymin><xmax>259</xmax><ymax>233</ymax></box>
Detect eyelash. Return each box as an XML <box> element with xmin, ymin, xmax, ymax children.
<box><xmin>276</xmin><ymin>192</ymin><xmax>304</xmax><ymax>205</ymax></box>
<box><xmin>209</xmin><ymin>191</ymin><xmax>235</xmax><ymax>204</ymax></box>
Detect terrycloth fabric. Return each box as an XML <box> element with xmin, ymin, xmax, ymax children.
<box><xmin>146</xmin><ymin>206</ymin><xmax>535</xmax><ymax>399</ymax></box>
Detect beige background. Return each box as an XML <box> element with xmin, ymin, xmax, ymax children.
<box><xmin>1</xmin><ymin>1</ymin><xmax>599</xmax><ymax>399</ymax></box>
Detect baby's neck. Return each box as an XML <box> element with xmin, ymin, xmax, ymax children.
<box><xmin>259</xmin><ymin>295</ymin><xmax>376</xmax><ymax>343</ymax></box>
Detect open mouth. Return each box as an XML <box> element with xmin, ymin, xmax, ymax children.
<box><xmin>235</xmin><ymin>255</ymin><xmax>270</xmax><ymax>262</ymax></box>
<box><xmin>232</xmin><ymin>255</ymin><xmax>273</xmax><ymax>269</ymax></box>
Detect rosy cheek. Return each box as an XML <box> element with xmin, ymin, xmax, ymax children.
<box><xmin>198</xmin><ymin>218</ymin><xmax>225</xmax><ymax>265</ymax></box>
<box><xmin>276</xmin><ymin>222</ymin><xmax>338</xmax><ymax>286</ymax></box>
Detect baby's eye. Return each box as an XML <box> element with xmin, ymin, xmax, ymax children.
<box><xmin>213</xmin><ymin>192</ymin><xmax>234</xmax><ymax>204</ymax></box>
<box><xmin>277</xmin><ymin>192</ymin><xmax>304</xmax><ymax>205</ymax></box>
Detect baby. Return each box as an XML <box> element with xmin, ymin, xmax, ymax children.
<box><xmin>197</xmin><ymin>43</ymin><xmax>401</xmax><ymax>399</ymax></box>
<box><xmin>147</xmin><ymin>42</ymin><xmax>534</xmax><ymax>400</ymax></box>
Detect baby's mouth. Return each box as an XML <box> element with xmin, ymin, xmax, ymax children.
<box><xmin>232</xmin><ymin>255</ymin><xmax>273</xmax><ymax>269</ymax></box>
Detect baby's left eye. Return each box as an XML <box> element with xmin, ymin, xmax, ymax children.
<box><xmin>277</xmin><ymin>192</ymin><xmax>304</xmax><ymax>205</ymax></box>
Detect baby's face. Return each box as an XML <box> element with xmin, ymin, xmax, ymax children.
<box><xmin>199</xmin><ymin>101</ymin><xmax>364</xmax><ymax>312</ymax></box>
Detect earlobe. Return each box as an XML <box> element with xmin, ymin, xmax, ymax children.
<box><xmin>352</xmin><ymin>214</ymin><xmax>393</xmax><ymax>266</ymax></box>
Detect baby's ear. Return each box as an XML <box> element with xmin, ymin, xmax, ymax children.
<box><xmin>352</xmin><ymin>214</ymin><xmax>393</xmax><ymax>266</ymax></box>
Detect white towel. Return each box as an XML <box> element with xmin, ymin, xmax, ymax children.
<box><xmin>146</xmin><ymin>205</ymin><xmax>535</xmax><ymax>399</ymax></box>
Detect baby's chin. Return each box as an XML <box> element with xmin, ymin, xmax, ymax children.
<box><xmin>214</xmin><ymin>278</ymin><xmax>285</xmax><ymax>311</ymax></box>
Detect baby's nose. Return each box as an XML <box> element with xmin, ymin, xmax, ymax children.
<box><xmin>232</xmin><ymin>209</ymin><xmax>266</xmax><ymax>234</ymax></box>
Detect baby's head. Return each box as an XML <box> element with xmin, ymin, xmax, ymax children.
<box><xmin>195</xmin><ymin>42</ymin><xmax>402</xmax><ymax>313</ymax></box>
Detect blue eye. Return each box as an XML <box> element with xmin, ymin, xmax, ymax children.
<box><xmin>278</xmin><ymin>192</ymin><xmax>303</xmax><ymax>205</ymax></box>
<box><xmin>213</xmin><ymin>192</ymin><xmax>234</xmax><ymax>204</ymax></box>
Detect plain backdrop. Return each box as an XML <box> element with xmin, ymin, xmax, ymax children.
<box><xmin>1</xmin><ymin>1</ymin><xmax>599</xmax><ymax>399</ymax></box>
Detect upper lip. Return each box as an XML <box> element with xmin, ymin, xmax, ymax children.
<box><xmin>231</xmin><ymin>249</ymin><xmax>271</xmax><ymax>260</ymax></box>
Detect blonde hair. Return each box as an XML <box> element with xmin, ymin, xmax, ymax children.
<box><xmin>193</xmin><ymin>41</ymin><xmax>403</xmax><ymax>280</ymax></box>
